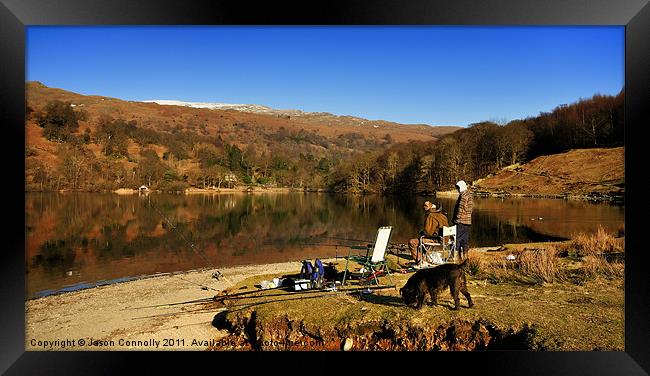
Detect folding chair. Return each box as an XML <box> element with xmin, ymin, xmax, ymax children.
<box><xmin>418</xmin><ymin>237</ymin><xmax>444</xmax><ymax>266</ymax></box>
<box><xmin>342</xmin><ymin>226</ymin><xmax>393</xmax><ymax>286</ymax></box>
<box><xmin>442</xmin><ymin>225</ymin><xmax>457</xmax><ymax>263</ymax></box>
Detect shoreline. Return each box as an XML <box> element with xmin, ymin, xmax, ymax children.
<box><xmin>25</xmin><ymin>242</ymin><xmax>624</xmax><ymax>351</ymax></box>
<box><xmin>27</xmin><ymin>189</ymin><xmax>624</xmax><ymax>202</ymax></box>
<box><xmin>436</xmin><ymin>189</ymin><xmax>624</xmax><ymax>203</ymax></box>
<box><xmin>26</xmin><ymin>187</ymin><xmax>334</xmax><ymax>194</ymax></box>
<box><xmin>184</xmin><ymin>187</ymin><xmax>332</xmax><ymax>194</ymax></box>
<box><xmin>23</xmin><ymin>246</ymin><xmax>524</xmax><ymax>347</ymax></box>
<box><xmin>26</xmin><ymin>259</ymin><xmax>336</xmax><ymax>351</ymax></box>
<box><xmin>28</xmin><ymin>187</ymin><xmax>623</xmax><ymax>202</ymax></box>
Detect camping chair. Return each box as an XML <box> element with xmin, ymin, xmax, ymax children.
<box><xmin>418</xmin><ymin>236</ymin><xmax>444</xmax><ymax>266</ymax></box>
<box><xmin>442</xmin><ymin>225</ymin><xmax>457</xmax><ymax>263</ymax></box>
<box><xmin>342</xmin><ymin>226</ymin><xmax>393</xmax><ymax>286</ymax></box>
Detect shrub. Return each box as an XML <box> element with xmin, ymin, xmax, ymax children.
<box><xmin>482</xmin><ymin>257</ymin><xmax>515</xmax><ymax>284</ymax></box>
<box><xmin>515</xmin><ymin>248</ymin><xmax>562</xmax><ymax>284</ymax></box>
<box><xmin>465</xmin><ymin>252</ymin><xmax>483</xmax><ymax>276</ymax></box>
<box><xmin>567</xmin><ymin>227</ymin><xmax>625</xmax><ymax>281</ymax></box>
<box><xmin>616</xmin><ymin>224</ymin><xmax>625</xmax><ymax>238</ymax></box>
<box><xmin>159</xmin><ymin>181</ymin><xmax>187</xmax><ymax>192</ymax></box>
<box><xmin>571</xmin><ymin>225</ymin><xmax>624</xmax><ymax>257</ymax></box>
<box><xmin>38</xmin><ymin>101</ymin><xmax>80</xmax><ymax>142</ymax></box>
<box><xmin>581</xmin><ymin>255</ymin><xmax>625</xmax><ymax>280</ymax></box>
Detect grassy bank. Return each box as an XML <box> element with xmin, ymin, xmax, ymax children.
<box><xmin>25</xmin><ymin>228</ymin><xmax>624</xmax><ymax>351</ymax></box>
<box><xmin>207</xmin><ymin>228</ymin><xmax>624</xmax><ymax>351</ymax></box>
<box><xmin>472</xmin><ymin>147</ymin><xmax>624</xmax><ymax>200</ymax></box>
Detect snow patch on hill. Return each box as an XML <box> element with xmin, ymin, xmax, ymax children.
<box><xmin>144</xmin><ymin>99</ymin><xmax>303</xmax><ymax>116</ymax></box>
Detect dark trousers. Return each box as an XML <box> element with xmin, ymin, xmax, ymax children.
<box><xmin>456</xmin><ymin>223</ymin><xmax>470</xmax><ymax>258</ymax></box>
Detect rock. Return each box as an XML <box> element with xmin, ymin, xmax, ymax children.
<box><xmin>342</xmin><ymin>337</ymin><xmax>354</xmax><ymax>351</ymax></box>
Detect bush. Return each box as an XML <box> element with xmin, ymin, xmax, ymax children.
<box><xmin>565</xmin><ymin>227</ymin><xmax>625</xmax><ymax>282</ymax></box>
<box><xmin>482</xmin><ymin>258</ymin><xmax>515</xmax><ymax>284</ymax></box>
<box><xmin>581</xmin><ymin>255</ymin><xmax>625</xmax><ymax>280</ymax></box>
<box><xmin>465</xmin><ymin>252</ymin><xmax>483</xmax><ymax>276</ymax></box>
<box><xmin>159</xmin><ymin>181</ymin><xmax>187</xmax><ymax>192</ymax></box>
<box><xmin>571</xmin><ymin>225</ymin><xmax>624</xmax><ymax>257</ymax></box>
<box><xmin>515</xmin><ymin>248</ymin><xmax>562</xmax><ymax>284</ymax></box>
<box><xmin>257</xmin><ymin>176</ymin><xmax>272</xmax><ymax>185</ymax></box>
<box><xmin>616</xmin><ymin>224</ymin><xmax>625</xmax><ymax>238</ymax></box>
<box><xmin>38</xmin><ymin>100</ymin><xmax>79</xmax><ymax>142</ymax></box>
<box><xmin>163</xmin><ymin>170</ymin><xmax>181</xmax><ymax>182</ymax></box>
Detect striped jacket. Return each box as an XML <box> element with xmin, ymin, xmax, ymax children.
<box><xmin>453</xmin><ymin>190</ymin><xmax>473</xmax><ymax>225</ymax></box>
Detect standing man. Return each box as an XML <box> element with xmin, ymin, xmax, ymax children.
<box><xmin>408</xmin><ymin>201</ymin><xmax>449</xmax><ymax>264</ymax></box>
<box><xmin>452</xmin><ymin>180</ymin><xmax>473</xmax><ymax>260</ymax></box>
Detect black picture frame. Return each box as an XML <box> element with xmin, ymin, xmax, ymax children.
<box><xmin>2</xmin><ymin>0</ymin><xmax>648</xmax><ymax>374</ymax></box>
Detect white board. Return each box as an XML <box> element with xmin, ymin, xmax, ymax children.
<box><xmin>371</xmin><ymin>226</ymin><xmax>392</xmax><ymax>263</ymax></box>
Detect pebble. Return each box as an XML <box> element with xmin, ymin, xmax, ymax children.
<box><xmin>342</xmin><ymin>338</ymin><xmax>354</xmax><ymax>351</ymax></box>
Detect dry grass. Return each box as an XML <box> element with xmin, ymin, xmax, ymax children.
<box><xmin>474</xmin><ymin>147</ymin><xmax>624</xmax><ymax>196</ymax></box>
<box><xmin>481</xmin><ymin>257</ymin><xmax>514</xmax><ymax>284</ymax></box>
<box><xmin>465</xmin><ymin>252</ymin><xmax>483</xmax><ymax>276</ymax></box>
<box><xmin>561</xmin><ymin>226</ymin><xmax>625</xmax><ymax>282</ymax></box>
<box><xmin>581</xmin><ymin>255</ymin><xmax>625</xmax><ymax>280</ymax></box>
<box><xmin>570</xmin><ymin>225</ymin><xmax>624</xmax><ymax>257</ymax></box>
<box><xmin>478</xmin><ymin>246</ymin><xmax>562</xmax><ymax>285</ymax></box>
<box><xmin>515</xmin><ymin>248</ymin><xmax>562</xmax><ymax>284</ymax></box>
<box><xmin>215</xmin><ymin>254</ymin><xmax>625</xmax><ymax>351</ymax></box>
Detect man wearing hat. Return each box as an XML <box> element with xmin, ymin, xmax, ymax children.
<box><xmin>408</xmin><ymin>201</ymin><xmax>449</xmax><ymax>264</ymax></box>
<box><xmin>452</xmin><ymin>180</ymin><xmax>473</xmax><ymax>260</ymax></box>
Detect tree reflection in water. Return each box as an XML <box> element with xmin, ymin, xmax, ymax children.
<box><xmin>25</xmin><ymin>192</ymin><xmax>623</xmax><ymax>298</ymax></box>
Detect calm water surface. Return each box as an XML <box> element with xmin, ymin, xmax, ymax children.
<box><xmin>25</xmin><ymin>192</ymin><xmax>624</xmax><ymax>298</ymax></box>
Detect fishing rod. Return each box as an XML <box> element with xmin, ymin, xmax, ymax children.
<box><xmin>224</xmin><ymin>285</ymin><xmax>397</xmax><ymax>312</ymax></box>
<box><xmin>124</xmin><ymin>296</ymin><xmax>215</xmax><ymax>310</ymax></box>
<box><xmin>217</xmin><ymin>284</ymin><xmax>288</xmax><ymax>299</ymax></box>
<box><xmin>321</xmin><ymin>236</ymin><xmax>373</xmax><ymax>243</ymax></box>
<box><xmin>216</xmin><ymin>284</ymin><xmax>396</xmax><ymax>302</ymax></box>
<box><xmin>146</xmin><ymin>197</ymin><xmax>212</xmax><ymax>267</ymax></box>
<box><xmin>131</xmin><ymin>305</ymin><xmax>218</xmax><ymax>320</ymax></box>
<box><xmin>127</xmin><ymin>283</ymin><xmax>397</xmax><ymax>311</ymax></box>
<box><xmin>144</xmin><ymin>195</ymin><xmax>234</xmax><ymax>289</ymax></box>
<box><xmin>170</xmin><ymin>273</ymin><xmax>219</xmax><ymax>291</ymax></box>
<box><xmin>130</xmin><ymin>284</ymin><xmax>397</xmax><ymax>319</ymax></box>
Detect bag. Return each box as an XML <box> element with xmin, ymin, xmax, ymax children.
<box><xmin>312</xmin><ymin>259</ymin><xmax>325</xmax><ymax>288</ymax></box>
<box><xmin>300</xmin><ymin>260</ymin><xmax>313</xmax><ymax>280</ymax></box>
<box><xmin>427</xmin><ymin>251</ymin><xmax>444</xmax><ymax>265</ymax></box>
<box><xmin>301</xmin><ymin>259</ymin><xmax>326</xmax><ymax>289</ymax></box>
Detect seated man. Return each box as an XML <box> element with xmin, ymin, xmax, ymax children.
<box><xmin>408</xmin><ymin>201</ymin><xmax>450</xmax><ymax>264</ymax></box>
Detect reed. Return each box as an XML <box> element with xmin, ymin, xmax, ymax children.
<box><xmin>581</xmin><ymin>255</ymin><xmax>625</xmax><ymax>280</ymax></box>
<box><xmin>570</xmin><ymin>225</ymin><xmax>624</xmax><ymax>257</ymax></box>
<box><xmin>515</xmin><ymin>248</ymin><xmax>561</xmax><ymax>284</ymax></box>
<box><xmin>465</xmin><ymin>252</ymin><xmax>483</xmax><ymax>276</ymax></box>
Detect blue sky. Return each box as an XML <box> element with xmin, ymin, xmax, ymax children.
<box><xmin>26</xmin><ymin>26</ymin><xmax>624</xmax><ymax>126</ymax></box>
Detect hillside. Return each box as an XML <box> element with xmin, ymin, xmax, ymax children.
<box><xmin>25</xmin><ymin>82</ymin><xmax>460</xmax><ymax>191</ymax></box>
<box><xmin>472</xmin><ymin>147</ymin><xmax>624</xmax><ymax>198</ymax></box>
<box><xmin>26</xmin><ymin>81</ymin><xmax>459</xmax><ymax>147</ymax></box>
<box><xmin>144</xmin><ymin>99</ymin><xmax>460</xmax><ymax>137</ymax></box>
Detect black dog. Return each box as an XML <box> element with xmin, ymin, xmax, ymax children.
<box><xmin>400</xmin><ymin>259</ymin><xmax>474</xmax><ymax>310</ymax></box>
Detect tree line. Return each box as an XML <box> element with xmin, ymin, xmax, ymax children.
<box><xmin>26</xmin><ymin>100</ymin><xmax>351</xmax><ymax>191</ymax></box>
<box><xmin>328</xmin><ymin>90</ymin><xmax>624</xmax><ymax>194</ymax></box>
<box><xmin>26</xmin><ymin>90</ymin><xmax>623</xmax><ymax>193</ymax></box>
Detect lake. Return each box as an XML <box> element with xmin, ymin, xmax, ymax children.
<box><xmin>25</xmin><ymin>192</ymin><xmax>624</xmax><ymax>298</ymax></box>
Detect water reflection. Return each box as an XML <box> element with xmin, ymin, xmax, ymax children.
<box><xmin>26</xmin><ymin>193</ymin><xmax>624</xmax><ymax>298</ymax></box>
